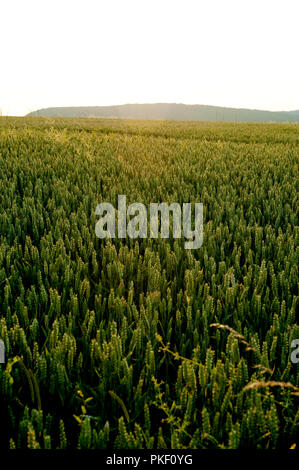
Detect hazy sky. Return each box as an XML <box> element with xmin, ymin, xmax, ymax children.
<box><xmin>1</xmin><ymin>0</ymin><xmax>298</xmax><ymax>116</ymax></box>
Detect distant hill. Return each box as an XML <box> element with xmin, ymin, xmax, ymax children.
<box><xmin>27</xmin><ymin>103</ymin><xmax>299</xmax><ymax>122</ymax></box>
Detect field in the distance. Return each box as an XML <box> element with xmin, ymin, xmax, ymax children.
<box><xmin>0</xmin><ymin>117</ymin><xmax>298</xmax><ymax>449</ymax></box>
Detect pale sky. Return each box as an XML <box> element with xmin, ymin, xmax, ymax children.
<box><xmin>1</xmin><ymin>0</ymin><xmax>298</xmax><ymax>116</ymax></box>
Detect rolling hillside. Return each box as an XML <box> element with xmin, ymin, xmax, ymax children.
<box><xmin>27</xmin><ymin>103</ymin><xmax>299</xmax><ymax>122</ymax></box>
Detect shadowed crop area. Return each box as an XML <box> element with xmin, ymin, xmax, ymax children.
<box><xmin>0</xmin><ymin>117</ymin><xmax>298</xmax><ymax>449</ymax></box>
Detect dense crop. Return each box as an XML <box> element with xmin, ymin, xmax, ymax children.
<box><xmin>0</xmin><ymin>117</ymin><xmax>298</xmax><ymax>449</ymax></box>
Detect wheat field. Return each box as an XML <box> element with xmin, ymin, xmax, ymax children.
<box><xmin>0</xmin><ymin>117</ymin><xmax>298</xmax><ymax>449</ymax></box>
